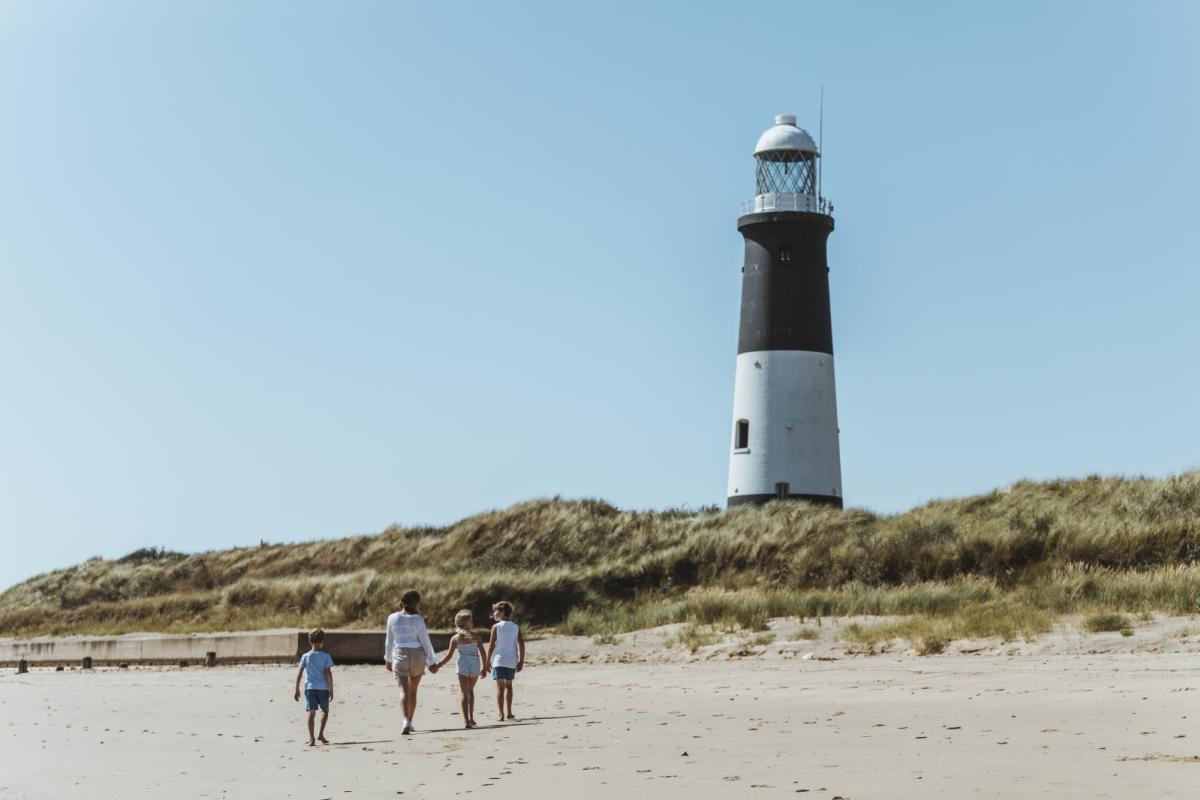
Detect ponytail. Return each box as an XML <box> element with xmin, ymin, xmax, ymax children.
<box><xmin>401</xmin><ymin>589</ymin><xmax>421</xmax><ymax>613</ymax></box>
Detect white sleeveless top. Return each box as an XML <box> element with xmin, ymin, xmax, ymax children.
<box><xmin>490</xmin><ymin>620</ymin><xmax>520</xmax><ymax>668</ymax></box>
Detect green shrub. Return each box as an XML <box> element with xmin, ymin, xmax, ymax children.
<box><xmin>1083</xmin><ymin>612</ymin><xmax>1132</xmax><ymax>633</ymax></box>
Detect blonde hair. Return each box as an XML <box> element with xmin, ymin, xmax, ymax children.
<box><xmin>454</xmin><ymin>609</ymin><xmax>476</xmax><ymax>642</ymax></box>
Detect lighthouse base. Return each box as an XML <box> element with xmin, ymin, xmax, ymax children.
<box><xmin>726</xmin><ymin>493</ymin><xmax>843</xmax><ymax>509</ymax></box>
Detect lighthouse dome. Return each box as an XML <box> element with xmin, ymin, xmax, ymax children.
<box><xmin>754</xmin><ymin>114</ymin><xmax>818</xmax><ymax>157</ymax></box>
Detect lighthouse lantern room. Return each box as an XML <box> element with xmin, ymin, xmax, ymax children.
<box><xmin>726</xmin><ymin>114</ymin><xmax>843</xmax><ymax>508</ymax></box>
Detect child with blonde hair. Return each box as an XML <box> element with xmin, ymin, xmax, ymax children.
<box><xmin>434</xmin><ymin>609</ymin><xmax>487</xmax><ymax>728</ymax></box>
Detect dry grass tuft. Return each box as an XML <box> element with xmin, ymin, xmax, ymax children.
<box><xmin>676</xmin><ymin>624</ymin><xmax>722</xmax><ymax>653</ymax></box>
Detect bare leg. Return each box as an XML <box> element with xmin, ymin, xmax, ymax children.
<box><xmin>306</xmin><ymin>710</ymin><xmax>316</xmax><ymax>745</ymax></box>
<box><xmin>407</xmin><ymin>674</ymin><xmax>423</xmax><ymax>730</ymax></box>
<box><xmin>317</xmin><ymin>709</ymin><xmax>329</xmax><ymax>743</ymax></box>
<box><xmin>396</xmin><ymin>675</ymin><xmax>413</xmax><ymax>733</ymax></box>
<box><xmin>505</xmin><ymin>682</ymin><xmax>515</xmax><ymax>719</ymax></box>
<box><xmin>457</xmin><ymin>674</ymin><xmax>471</xmax><ymax>726</ymax></box>
<box><xmin>495</xmin><ymin>679</ymin><xmax>507</xmax><ymax>721</ymax></box>
<box><xmin>466</xmin><ymin>677</ymin><xmax>478</xmax><ymax>725</ymax></box>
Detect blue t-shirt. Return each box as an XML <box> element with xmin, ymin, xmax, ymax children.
<box><xmin>299</xmin><ymin>649</ymin><xmax>334</xmax><ymax>691</ymax></box>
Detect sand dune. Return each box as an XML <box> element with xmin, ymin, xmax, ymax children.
<box><xmin>2</xmin><ymin>635</ymin><xmax>1198</xmax><ymax>798</ymax></box>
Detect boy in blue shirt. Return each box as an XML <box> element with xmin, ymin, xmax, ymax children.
<box><xmin>293</xmin><ymin>628</ymin><xmax>335</xmax><ymax>746</ymax></box>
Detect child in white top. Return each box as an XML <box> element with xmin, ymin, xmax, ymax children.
<box><xmin>434</xmin><ymin>609</ymin><xmax>487</xmax><ymax>728</ymax></box>
<box><xmin>485</xmin><ymin>600</ymin><xmax>525</xmax><ymax>721</ymax></box>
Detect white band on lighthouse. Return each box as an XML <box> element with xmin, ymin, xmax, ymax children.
<box><xmin>727</xmin><ymin>350</ymin><xmax>842</xmax><ymax>503</ymax></box>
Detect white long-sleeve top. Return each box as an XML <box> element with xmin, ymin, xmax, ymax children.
<box><xmin>384</xmin><ymin>610</ymin><xmax>436</xmax><ymax>664</ymax></box>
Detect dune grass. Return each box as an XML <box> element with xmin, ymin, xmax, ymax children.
<box><xmin>675</xmin><ymin>624</ymin><xmax>722</xmax><ymax>652</ymax></box>
<box><xmin>3</xmin><ymin>473</ymin><xmax>1200</xmax><ymax>646</ymax></box>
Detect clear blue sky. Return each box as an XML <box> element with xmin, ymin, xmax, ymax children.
<box><xmin>2</xmin><ymin>1</ymin><xmax>1198</xmax><ymax>592</ymax></box>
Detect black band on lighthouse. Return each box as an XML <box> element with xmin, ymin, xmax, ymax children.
<box><xmin>736</xmin><ymin>210</ymin><xmax>835</xmax><ymax>356</ymax></box>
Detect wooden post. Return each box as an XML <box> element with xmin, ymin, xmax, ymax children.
<box><xmin>205</xmin><ymin>651</ymin><xmax>217</xmax><ymax>668</ymax></box>
<box><xmin>17</xmin><ymin>658</ymin><xmax>28</xmax><ymax>674</ymax></box>
<box><xmin>82</xmin><ymin>656</ymin><xmax>93</xmax><ymax>670</ymax></box>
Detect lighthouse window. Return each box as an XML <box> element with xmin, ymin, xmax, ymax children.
<box><xmin>779</xmin><ymin>245</ymin><xmax>791</xmax><ymax>262</ymax></box>
<box><xmin>735</xmin><ymin>419</ymin><xmax>750</xmax><ymax>450</ymax></box>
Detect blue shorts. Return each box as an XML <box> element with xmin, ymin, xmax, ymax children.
<box><xmin>305</xmin><ymin>689</ymin><xmax>330</xmax><ymax>712</ymax></box>
<box><xmin>492</xmin><ymin>666</ymin><xmax>516</xmax><ymax>681</ymax></box>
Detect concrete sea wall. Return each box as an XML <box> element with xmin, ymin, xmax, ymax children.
<box><xmin>3</xmin><ymin>628</ymin><xmax>482</xmax><ymax>666</ymax></box>
<box><xmin>0</xmin><ymin>629</ymin><xmax>434</xmax><ymax>667</ymax></box>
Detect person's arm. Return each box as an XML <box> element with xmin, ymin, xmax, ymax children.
<box><xmin>517</xmin><ymin>628</ymin><xmax>526</xmax><ymax>672</ymax></box>
<box><xmin>294</xmin><ymin>663</ymin><xmax>304</xmax><ymax>701</ymax></box>
<box><xmin>384</xmin><ymin>613</ymin><xmax>394</xmax><ymax>673</ymax></box>
<box><xmin>326</xmin><ymin>662</ymin><xmax>334</xmax><ymax>702</ymax></box>
<box><xmin>485</xmin><ymin>623</ymin><xmax>497</xmax><ymax>667</ymax></box>
<box><xmin>418</xmin><ymin>616</ymin><xmax>439</xmax><ymax>672</ymax></box>
<box><xmin>479</xmin><ymin>630</ymin><xmax>488</xmax><ymax>678</ymax></box>
<box><xmin>435</xmin><ymin>638</ymin><xmax>458</xmax><ymax>670</ymax></box>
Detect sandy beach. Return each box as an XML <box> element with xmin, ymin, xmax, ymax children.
<box><xmin>2</xmin><ymin>630</ymin><xmax>1198</xmax><ymax>799</ymax></box>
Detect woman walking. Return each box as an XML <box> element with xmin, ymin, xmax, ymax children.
<box><xmin>384</xmin><ymin>590</ymin><xmax>438</xmax><ymax>734</ymax></box>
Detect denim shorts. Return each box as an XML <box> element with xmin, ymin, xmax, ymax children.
<box><xmin>492</xmin><ymin>666</ymin><xmax>516</xmax><ymax>681</ymax></box>
<box><xmin>305</xmin><ymin>689</ymin><xmax>330</xmax><ymax>712</ymax></box>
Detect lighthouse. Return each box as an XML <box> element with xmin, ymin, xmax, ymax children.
<box><xmin>726</xmin><ymin>114</ymin><xmax>842</xmax><ymax>508</ymax></box>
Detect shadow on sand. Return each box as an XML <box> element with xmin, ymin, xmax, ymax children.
<box><xmin>416</xmin><ymin>713</ymin><xmax>586</xmax><ymax>734</ymax></box>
